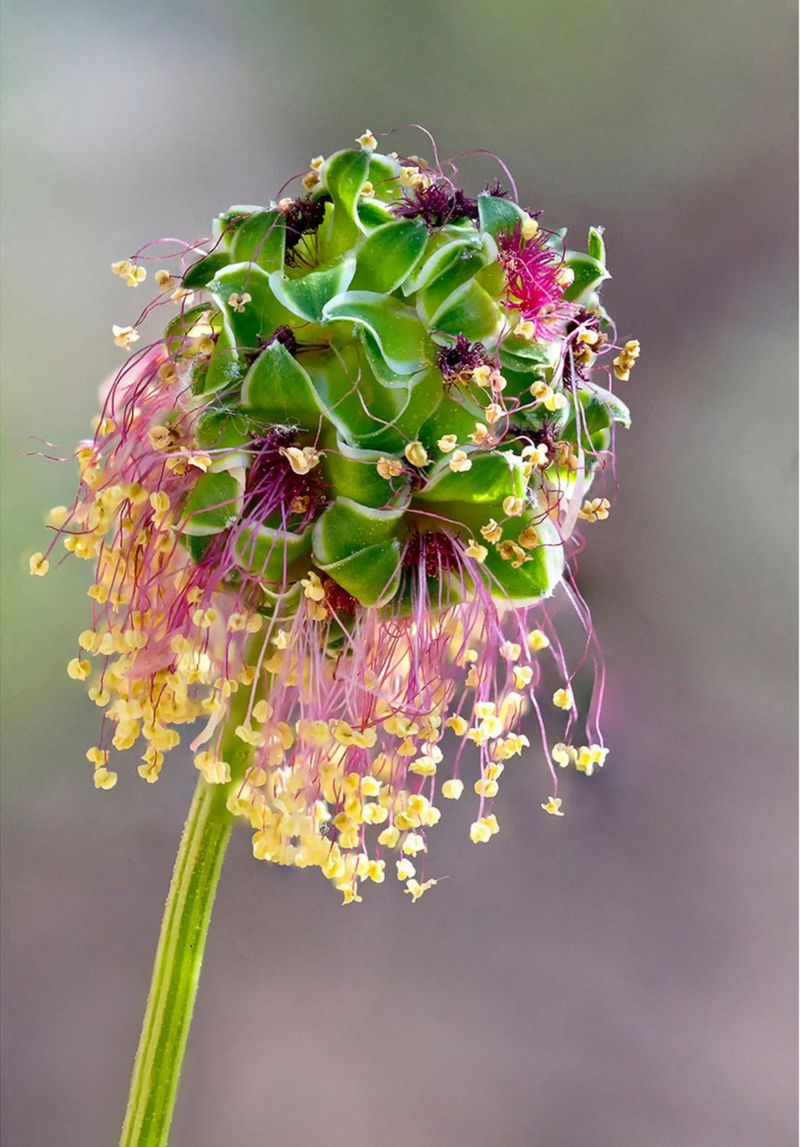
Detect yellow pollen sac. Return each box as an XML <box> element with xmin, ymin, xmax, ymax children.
<box><xmin>301</xmin><ymin>571</ymin><xmax>326</xmax><ymax>602</ymax></box>
<box><xmin>378</xmin><ymin>825</ymin><xmax>401</xmax><ymax>849</ymax></box>
<box><xmin>409</xmin><ymin>756</ymin><xmax>437</xmax><ymax>776</ymax></box>
<box><xmin>404</xmin><ymin>440</ymin><xmax>428</xmax><ymax>468</ymax></box>
<box><xmin>497</xmin><ymin>540</ymin><xmax>529</xmax><ymax>568</ymax></box>
<box><xmin>86</xmin><ymin>746</ymin><xmax>109</xmax><ymax>766</ymax></box>
<box><xmin>500</xmin><ymin>641</ymin><xmax>521</xmax><ymax>661</ymax></box>
<box><xmin>280</xmin><ymin>445</ymin><xmax>322</xmax><ymax>475</ymax></box>
<box><xmin>474</xmin><ymin>778</ymin><xmax>499</xmax><ymax>799</ymax></box>
<box><xmin>513</xmin><ymin>665</ymin><xmax>534</xmax><ymax>689</ymax></box>
<box><xmin>541</xmin><ymin>796</ymin><xmax>564</xmax><ymax>817</ymax></box>
<box><xmin>47</xmin><ymin>505</ymin><xmax>70</xmax><ymax>528</ymax></box>
<box><xmin>518</xmin><ymin>526</ymin><xmax>539</xmax><ymax>551</ymax></box>
<box><xmin>514</xmin><ymin>319</ymin><xmax>537</xmax><ymax>341</ymax></box>
<box><xmin>154</xmin><ymin>269</ymin><xmax>175</xmax><ymax>291</ymax></box>
<box><xmin>405</xmin><ymin>878</ymin><xmax>437</xmax><ymax>902</ymax></box>
<box><xmin>480</xmin><ymin>518</ymin><xmax>503</xmax><ymax>544</ymax></box>
<box><xmin>228</xmin><ymin>292</ymin><xmax>252</xmax><ymax>313</ymax></box>
<box><xmin>357</xmin><ymin>130</ymin><xmax>378</xmax><ymax>151</ymax></box>
<box><xmin>464</xmin><ymin>540</ymin><xmax>488</xmax><ymax>562</ymax></box>
<box><xmin>469</xmin><ymin>422</ymin><xmax>490</xmax><ymax>446</ymax></box>
<box><xmin>445</xmin><ymin>715</ymin><xmax>468</xmax><ymax>736</ymax></box>
<box><xmin>552</xmin><ymin>742</ymin><xmax>576</xmax><ymax>768</ymax></box>
<box><xmin>437</xmin><ymin>434</ymin><xmax>458</xmax><ymax>453</ymax></box>
<box><xmin>111</xmin><ymin>260</ymin><xmax>147</xmax><ymax>287</ymax></box>
<box><xmin>578</xmin><ymin>497</ymin><xmax>611</xmax><ymax>523</ymax></box>
<box><xmin>29</xmin><ymin>552</ymin><xmax>50</xmax><ymax>576</ymax></box>
<box><xmin>522</xmin><ymin>443</ymin><xmax>549</xmax><ymax>468</ymax></box>
<box><xmin>360</xmin><ymin>775</ymin><xmax>381</xmax><ymax>797</ymax></box>
<box><xmin>396</xmin><ymin>858</ymin><xmax>416</xmax><ymax>881</ymax></box>
<box><xmin>112</xmin><ymin>324</ymin><xmax>140</xmax><ymax>350</ymax></box>
<box><xmin>448</xmin><ymin>450</ymin><xmax>472</xmax><ymax>473</ymax></box>
<box><xmin>360</xmin><ymin>858</ymin><xmax>385</xmax><ymax>884</ymax></box>
<box><xmin>93</xmin><ymin>766</ymin><xmax>118</xmax><ymax>790</ymax></box>
<box><xmin>401</xmin><ymin>832</ymin><xmax>426</xmax><ymax>856</ymax></box>
<box><xmin>67</xmin><ymin>657</ymin><xmax>91</xmax><ymax>681</ymax></box>
<box><xmin>376</xmin><ymin>456</ymin><xmax>404</xmax><ymax>479</ymax></box>
<box><xmin>363</xmin><ymin>803</ymin><xmax>388</xmax><ymax>825</ymax></box>
<box><xmin>252</xmin><ymin>699</ymin><xmax>272</xmax><ymax>723</ymax></box>
<box><xmin>552</xmin><ymin>686</ymin><xmax>574</xmax><ymax>711</ymax></box>
<box><xmin>78</xmin><ymin>629</ymin><xmax>100</xmax><ymax>653</ymax></box>
<box><xmin>469</xmin><ymin>820</ymin><xmax>492</xmax><ymax>844</ymax></box>
<box><xmin>528</xmin><ymin>628</ymin><xmax>550</xmax><ymax>652</ymax></box>
<box><xmin>441</xmin><ymin>778</ymin><xmax>464</xmax><ymax>799</ymax></box>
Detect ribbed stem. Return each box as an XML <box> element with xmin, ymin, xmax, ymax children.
<box><xmin>118</xmin><ymin>774</ymin><xmax>232</xmax><ymax>1147</ymax></box>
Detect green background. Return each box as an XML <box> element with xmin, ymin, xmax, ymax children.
<box><xmin>2</xmin><ymin>2</ymin><xmax>796</xmax><ymax>1144</ymax></box>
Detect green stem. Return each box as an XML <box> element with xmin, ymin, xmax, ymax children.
<box><xmin>118</xmin><ymin>773</ymin><xmax>233</xmax><ymax>1147</ymax></box>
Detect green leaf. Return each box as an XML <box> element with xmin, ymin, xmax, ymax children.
<box><xmin>181</xmin><ymin>469</ymin><xmax>244</xmax><ymax>536</ymax></box>
<box><xmin>269</xmin><ymin>254</ymin><xmax>356</xmax><ymax>322</ymax></box>
<box><xmin>351</xmin><ymin>219</ymin><xmax>428</xmax><ymax>293</ymax></box>
<box><xmin>164</xmin><ymin>304</ymin><xmax>214</xmax><ymax>359</ymax></box>
<box><xmin>477</xmin><ymin>193</ymin><xmax>527</xmax><ymax>238</ymax></box>
<box><xmin>240</xmin><ymin>341</ymin><xmax>325</xmax><ymax>427</ymax></box>
<box><xmin>357</xmin><ymin>199</ymin><xmax>397</xmax><ymax>228</ymax></box>
<box><xmin>322</xmin><ymin>291</ymin><xmax>433</xmax><ymax>375</ymax></box>
<box><xmin>230</xmin><ymin>209</ymin><xmax>286</xmax><ymax>272</ymax></box>
<box><xmin>233</xmin><ymin>522</ymin><xmax>312</xmax><ymax>582</ymax></box>
<box><xmin>182</xmin><ymin>251</ymin><xmax>231</xmax><ymax>289</ymax></box>
<box><xmin>563</xmin><ymin>252</ymin><xmax>610</xmax><ymax>303</ymax></box>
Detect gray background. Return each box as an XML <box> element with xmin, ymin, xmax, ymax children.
<box><xmin>1</xmin><ymin>1</ymin><xmax>797</xmax><ymax>1144</ymax></box>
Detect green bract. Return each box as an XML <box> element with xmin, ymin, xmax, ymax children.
<box><xmin>171</xmin><ymin>145</ymin><xmax>629</xmax><ymax>610</ymax></box>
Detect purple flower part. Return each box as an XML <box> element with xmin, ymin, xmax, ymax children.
<box><xmin>436</xmin><ymin>335</ymin><xmax>489</xmax><ymax>379</ymax></box>
<box><xmin>393</xmin><ymin>182</ymin><xmax>478</xmax><ymax>229</ymax></box>
<box><xmin>498</xmin><ymin>229</ymin><xmax>578</xmax><ymax>341</ymax></box>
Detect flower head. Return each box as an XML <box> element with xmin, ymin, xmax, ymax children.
<box><xmin>36</xmin><ymin>133</ymin><xmax>638</xmax><ymax>902</ymax></box>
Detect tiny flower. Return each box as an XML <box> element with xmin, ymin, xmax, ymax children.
<box><xmin>280</xmin><ymin>445</ymin><xmax>321</xmax><ymax>474</ymax></box>
<box><xmin>29</xmin><ymin>551</ymin><xmax>49</xmax><ymax>576</ymax></box>
<box><xmin>154</xmin><ymin>269</ymin><xmax>175</xmax><ymax>291</ymax></box>
<box><xmin>437</xmin><ymin>434</ymin><xmax>458</xmax><ymax>453</ymax></box>
<box><xmin>357</xmin><ymin>130</ymin><xmax>377</xmax><ymax>151</ymax></box>
<box><xmin>553</xmin><ymin>687</ymin><xmax>573</xmax><ymax>710</ymax></box>
<box><xmin>448</xmin><ymin>450</ymin><xmax>472</xmax><ymax>473</ymax></box>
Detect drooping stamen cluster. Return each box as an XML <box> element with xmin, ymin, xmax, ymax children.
<box><xmin>33</xmin><ymin>131</ymin><xmax>639</xmax><ymax>902</ymax></box>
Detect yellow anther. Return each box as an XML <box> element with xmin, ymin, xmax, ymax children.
<box><xmin>405</xmin><ymin>878</ymin><xmax>437</xmax><ymax>902</ymax></box>
<box><xmin>29</xmin><ymin>552</ymin><xmax>49</xmax><ymax>576</ymax></box>
<box><xmin>464</xmin><ymin>539</ymin><xmax>488</xmax><ymax>562</ymax></box>
<box><xmin>448</xmin><ymin>450</ymin><xmax>472</xmax><ymax>473</ymax></box>
<box><xmin>377</xmin><ymin>457</ymin><xmax>404</xmax><ymax>479</ymax></box>
<box><xmin>409</xmin><ymin>756</ymin><xmax>437</xmax><ymax>776</ymax></box>
<box><xmin>228</xmin><ymin>292</ymin><xmax>251</xmax><ymax>313</ymax></box>
<box><xmin>469</xmin><ymin>820</ymin><xmax>492</xmax><ymax>844</ymax></box>
<box><xmin>480</xmin><ymin>518</ymin><xmax>503</xmax><ymax>544</ymax></box>
<box><xmin>514</xmin><ymin>319</ymin><xmax>537</xmax><ymax>340</ymax></box>
<box><xmin>301</xmin><ymin>571</ymin><xmax>326</xmax><ymax>602</ymax></box>
<box><xmin>527</xmin><ymin>629</ymin><xmax>549</xmax><ymax>652</ymax></box>
<box><xmin>47</xmin><ymin>505</ymin><xmax>70</xmax><ymax>528</ymax></box>
<box><xmin>111</xmin><ymin>260</ymin><xmax>147</xmax><ymax>287</ymax></box>
<box><xmin>67</xmin><ymin>657</ymin><xmax>91</xmax><ymax>680</ymax></box>
<box><xmin>496</xmin><ymin>540</ymin><xmax>529</xmax><ymax>568</ymax></box>
<box><xmin>518</xmin><ymin>526</ymin><xmax>539</xmax><ymax>550</ymax></box>
<box><xmin>437</xmin><ymin>434</ymin><xmax>457</xmax><ymax>453</ymax></box>
<box><xmin>377</xmin><ymin>825</ymin><xmax>401</xmax><ymax>848</ymax></box>
<box><xmin>445</xmin><ymin>715</ymin><xmax>468</xmax><ymax>736</ymax></box>
<box><xmin>93</xmin><ymin>766</ymin><xmax>118</xmax><ymax>790</ymax></box>
<box><xmin>578</xmin><ymin>497</ymin><xmax>611</xmax><ymax>523</ymax></box>
<box><xmin>401</xmin><ymin>832</ymin><xmax>425</xmax><ymax>855</ymax></box>
<box><xmin>541</xmin><ymin>796</ymin><xmax>564</xmax><ymax>816</ymax></box>
<box><xmin>252</xmin><ymin>699</ymin><xmax>272</xmax><ymax>723</ymax></box>
<box><xmin>280</xmin><ymin>445</ymin><xmax>322</xmax><ymax>475</ymax></box>
<box><xmin>500</xmin><ymin>641</ymin><xmax>521</xmax><ymax>661</ymax></box>
<box><xmin>357</xmin><ymin>130</ymin><xmax>377</xmax><ymax>151</ymax></box>
<box><xmin>474</xmin><ymin>777</ymin><xmax>499</xmax><ymax>798</ymax></box>
<box><xmin>396</xmin><ymin>858</ymin><xmax>416</xmax><ymax>881</ymax></box>
<box><xmin>441</xmin><ymin>778</ymin><xmax>464</xmax><ymax>799</ymax></box>
<box><xmin>513</xmin><ymin>665</ymin><xmax>533</xmax><ymax>688</ymax></box>
<box><xmin>404</xmin><ymin>440</ymin><xmax>428</xmax><ymax>468</ymax></box>
<box><xmin>112</xmin><ymin>324</ymin><xmax>140</xmax><ymax>350</ymax></box>
<box><xmin>552</xmin><ymin>686</ymin><xmax>573</xmax><ymax>711</ymax></box>
<box><xmin>469</xmin><ymin>422</ymin><xmax>490</xmax><ymax>446</ymax></box>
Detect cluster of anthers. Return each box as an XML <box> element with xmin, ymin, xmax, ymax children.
<box><xmin>32</xmin><ymin>130</ymin><xmax>639</xmax><ymax>902</ymax></box>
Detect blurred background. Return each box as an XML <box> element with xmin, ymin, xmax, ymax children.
<box><xmin>1</xmin><ymin>1</ymin><xmax>796</xmax><ymax>1144</ymax></box>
